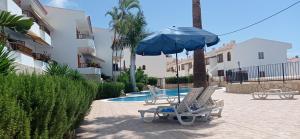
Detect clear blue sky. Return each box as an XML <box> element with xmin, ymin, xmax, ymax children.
<box><xmin>41</xmin><ymin>0</ymin><xmax>300</xmax><ymax>57</ymax></box>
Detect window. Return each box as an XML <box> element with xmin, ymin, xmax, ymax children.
<box><xmin>178</xmin><ymin>65</ymin><xmax>180</xmax><ymax>71</ymax></box>
<box><xmin>218</xmin><ymin>70</ymin><xmax>224</xmax><ymax>76</ymax></box>
<box><xmin>258</xmin><ymin>52</ymin><xmax>264</xmax><ymax>59</ymax></box>
<box><xmin>227</xmin><ymin>52</ymin><xmax>231</xmax><ymax>61</ymax></box>
<box><xmin>181</xmin><ymin>64</ymin><xmax>185</xmax><ymax>70</ymax></box>
<box><xmin>142</xmin><ymin>65</ymin><xmax>146</xmax><ymax>70</ymax></box>
<box><xmin>113</xmin><ymin>64</ymin><xmax>119</xmax><ymax>71</ymax></box>
<box><xmin>217</xmin><ymin>54</ymin><xmax>223</xmax><ymax>63</ymax></box>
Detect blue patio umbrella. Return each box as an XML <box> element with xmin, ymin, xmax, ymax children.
<box><xmin>136</xmin><ymin>27</ymin><xmax>219</xmax><ymax>103</ymax></box>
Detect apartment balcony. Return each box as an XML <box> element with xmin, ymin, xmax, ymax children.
<box><xmin>77</xmin><ymin>34</ymin><xmax>96</xmax><ymax>54</ymax></box>
<box><xmin>39</xmin><ymin>29</ymin><xmax>52</xmax><ymax>45</ymax></box>
<box><xmin>78</xmin><ymin>67</ymin><xmax>101</xmax><ymax>75</ymax></box>
<box><xmin>33</xmin><ymin>53</ymin><xmax>51</xmax><ymax>63</ymax></box>
<box><xmin>28</xmin><ymin>22</ymin><xmax>41</xmax><ymax>38</ymax></box>
<box><xmin>9</xmin><ymin>41</ymin><xmax>33</xmax><ymax>56</ymax></box>
<box><xmin>23</xmin><ymin>10</ymin><xmax>52</xmax><ymax>46</ymax></box>
<box><xmin>0</xmin><ymin>0</ymin><xmax>22</xmax><ymax>15</ymax></box>
<box><xmin>13</xmin><ymin>51</ymin><xmax>34</xmax><ymax>67</ymax></box>
<box><xmin>34</xmin><ymin>60</ymin><xmax>49</xmax><ymax>71</ymax></box>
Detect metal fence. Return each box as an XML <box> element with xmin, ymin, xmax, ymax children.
<box><xmin>225</xmin><ymin>61</ymin><xmax>300</xmax><ymax>83</ymax></box>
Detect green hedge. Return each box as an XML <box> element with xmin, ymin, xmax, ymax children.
<box><xmin>0</xmin><ymin>74</ymin><xmax>97</xmax><ymax>138</ymax></box>
<box><xmin>96</xmin><ymin>82</ymin><xmax>125</xmax><ymax>99</ymax></box>
<box><xmin>148</xmin><ymin>77</ymin><xmax>158</xmax><ymax>86</ymax></box>
<box><xmin>165</xmin><ymin>75</ymin><xmax>193</xmax><ymax>84</ymax></box>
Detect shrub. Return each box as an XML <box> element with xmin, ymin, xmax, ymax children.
<box><xmin>96</xmin><ymin>82</ymin><xmax>125</xmax><ymax>99</ymax></box>
<box><xmin>148</xmin><ymin>77</ymin><xmax>158</xmax><ymax>86</ymax></box>
<box><xmin>45</xmin><ymin>62</ymin><xmax>84</xmax><ymax>81</ymax></box>
<box><xmin>0</xmin><ymin>74</ymin><xmax>97</xmax><ymax>138</ymax></box>
<box><xmin>136</xmin><ymin>82</ymin><xmax>144</xmax><ymax>91</ymax></box>
<box><xmin>165</xmin><ymin>75</ymin><xmax>193</xmax><ymax>84</ymax></box>
<box><xmin>117</xmin><ymin>68</ymin><xmax>148</xmax><ymax>93</ymax></box>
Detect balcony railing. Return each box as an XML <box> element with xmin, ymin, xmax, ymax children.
<box><xmin>32</xmin><ymin>53</ymin><xmax>51</xmax><ymax>63</ymax></box>
<box><xmin>78</xmin><ymin>63</ymin><xmax>101</xmax><ymax>68</ymax></box>
<box><xmin>77</xmin><ymin>67</ymin><xmax>101</xmax><ymax>75</ymax></box>
<box><xmin>77</xmin><ymin>33</ymin><xmax>94</xmax><ymax>40</ymax></box>
<box><xmin>9</xmin><ymin>41</ymin><xmax>33</xmax><ymax>56</ymax></box>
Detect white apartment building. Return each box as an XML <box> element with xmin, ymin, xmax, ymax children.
<box><xmin>166</xmin><ymin>38</ymin><xmax>292</xmax><ymax>79</ymax></box>
<box><xmin>207</xmin><ymin>38</ymin><xmax>291</xmax><ymax>77</ymax></box>
<box><xmin>166</xmin><ymin>56</ymin><xmax>193</xmax><ymax>77</ymax></box>
<box><xmin>0</xmin><ymin>0</ymin><xmax>53</xmax><ymax>73</ymax></box>
<box><xmin>45</xmin><ymin>6</ymin><xmax>104</xmax><ymax>79</ymax></box>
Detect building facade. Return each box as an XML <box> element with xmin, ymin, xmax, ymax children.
<box><xmin>1</xmin><ymin>0</ymin><xmax>53</xmax><ymax>74</ymax></box>
<box><xmin>166</xmin><ymin>38</ymin><xmax>292</xmax><ymax>80</ymax></box>
<box><xmin>45</xmin><ymin>6</ymin><xmax>104</xmax><ymax>80</ymax></box>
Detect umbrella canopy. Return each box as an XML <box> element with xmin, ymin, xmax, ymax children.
<box><xmin>136</xmin><ymin>27</ymin><xmax>219</xmax><ymax>103</ymax></box>
<box><xmin>136</xmin><ymin>27</ymin><xmax>219</xmax><ymax>56</ymax></box>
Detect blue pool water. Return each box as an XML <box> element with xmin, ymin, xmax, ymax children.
<box><xmin>108</xmin><ymin>88</ymin><xmax>191</xmax><ymax>102</ymax></box>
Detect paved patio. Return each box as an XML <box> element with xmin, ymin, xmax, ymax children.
<box><xmin>77</xmin><ymin>88</ymin><xmax>300</xmax><ymax>139</ymax></box>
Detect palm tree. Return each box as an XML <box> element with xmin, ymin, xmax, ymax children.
<box><xmin>192</xmin><ymin>0</ymin><xmax>207</xmax><ymax>88</ymax></box>
<box><xmin>106</xmin><ymin>7</ymin><xmax>121</xmax><ymax>81</ymax></box>
<box><xmin>0</xmin><ymin>11</ymin><xmax>33</xmax><ymax>75</ymax></box>
<box><xmin>123</xmin><ymin>12</ymin><xmax>147</xmax><ymax>91</ymax></box>
<box><xmin>106</xmin><ymin>0</ymin><xmax>140</xmax><ymax>81</ymax></box>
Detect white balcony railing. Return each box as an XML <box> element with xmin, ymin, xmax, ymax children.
<box><xmin>13</xmin><ymin>51</ymin><xmax>35</xmax><ymax>67</ymax></box>
<box><xmin>78</xmin><ymin>67</ymin><xmax>101</xmax><ymax>75</ymax></box>
<box><xmin>77</xmin><ymin>39</ymin><xmax>96</xmax><ymax>54</ymax></box>
<box><xmin>28</xmin><ymin>22</ymin><xmax>41</xmax><ymax>38</ymax></box>
<box><xmin>40</xmin><ymin>30</ymin><xmax>52</xmax><ymax>45</ymax></box>
<box><xmin>0</xmin><ymin>0</ymin><xmax>22</xmax><ymax>15</ymax></box>
<box><xmin>34</xmin><ymin>60</ymin><xmax>49</xmax><ymax>71</ymax></box>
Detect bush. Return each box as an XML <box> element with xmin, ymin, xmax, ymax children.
<box><xmin>148</xmin><ymin>77</ymin><xmax>158</xmax><ymax>86</ymax></box>
<box><xmin>45</xmin><ymin>62</ymin><xmax>84</xmax><ymax>81</ymax></box>
<box><xmin>0</xmin><ymin>74</ymin><xmax>97</xmax><ymax>138</ymax></box>
<box><xmin>96</xmin><ymin>82</ymin><xmax>125</xmax><ymax>99</ymax></box>
<box><xmin>165</xmin><ymin>75</ymin><xmax>193</xmax><ymax>84</ymax></box>
<box><xmin>136</xmin><ymin>83</ymin><xmax>144</xmax><ymax>91</ymax></box>
<box><xmin>117</xmin><ymin>68</ymin><xmax>148</xmax><ymax>93</ymax></box>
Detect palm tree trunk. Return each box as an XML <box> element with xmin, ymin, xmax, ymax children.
<box><xmin>193</xmin><ymin>0</ymin><xmax>207</xmax><ymax>88</ymax></box>
<box><xmin>130</xmin><ymin>51</ymin><xmax>136</xmax><ymax>91</ymax></box>
<box><xmin>114</xmin><ymin>47</ymin><xmax>118</xmax><ymax>81</ymax></box>
<box><xmin>119</xmin><ymin>48</ymin><xmax>123</xmax><ymax>71</ymax></box>
<box><xmin>111</xmin><ymin>30</ymin><xmax>117</xmax><ymax>81</ymax></box>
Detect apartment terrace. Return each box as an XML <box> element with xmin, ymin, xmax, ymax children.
<box><xmin>8</xmin><ymin>39</ymin><xmax>51</xmax><ymax>71</ymax></box>
<box><xmin>22</xmin><ymin>10</ymin><xmax>52</xmax><ymax>45</ymax></box>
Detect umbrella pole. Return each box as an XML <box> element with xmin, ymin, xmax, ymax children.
<box><xmin>175</xmin><ymin>52</ymin><xmax>180</xmax><ymax>103</ymax></box>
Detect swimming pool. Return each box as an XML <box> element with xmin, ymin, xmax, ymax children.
<box><xmin>108</xmin><ymin>88</ymin><xmax>191</xmax><ymax>102</ymax></box>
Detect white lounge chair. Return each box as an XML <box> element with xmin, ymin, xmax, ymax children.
<box><xmin>138</xmin><ymin>87</ymin><xmax>220</xmax><ymax>125</ymax></box>
<box><xmin>144</xmin><ymin>85</ymin><xmax>177</xmax><ymax>104</ymax></box>
<box><xmin>192</xmin><ymin>86</ymin><xmax>224</xmax><ymax>118</ymax></box>
<box><xmin>252</xmin><ymin>84</ymin><xmax>299</xmax><ymax>100</ymax></box>
<box><xmin>252</xmin><ymin>89</ymin><xmax>298</xmax><ymax>100</ymax></box>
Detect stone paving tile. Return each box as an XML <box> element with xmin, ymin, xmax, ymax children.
<box><xmin>77</xmin><ymin>88</ymin><xmax>300</xmax><ymax>139</ymax></box>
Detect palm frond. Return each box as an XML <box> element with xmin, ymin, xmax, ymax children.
<box><xmin>0</xmin><ymin>42</ymin><xmax>15</xmax><ymax>75</ymax></box>
<box><xmin>0</xmin><ymin>11</ymin><xmax>33</xmax><ymax>34</ymax></box>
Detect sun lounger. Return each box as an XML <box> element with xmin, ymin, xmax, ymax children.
<box><xmin>252</xmin><ymin>89</ymin><xmax>299</xmax><ymax>100</ymax></box>
<box><xmin>138</xmin><ymin>87</ymin><xmax>221</xmax><ymax>125</ymax></box>
<box><xmin>144</xmin><ymin>85</ymin><xmax>177</xmax><ymax>104</ymax></box>
<box><xmin>192</xmin><ymin>86</ymin><xmax>224</xmax><ymax>118</ymax></box>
